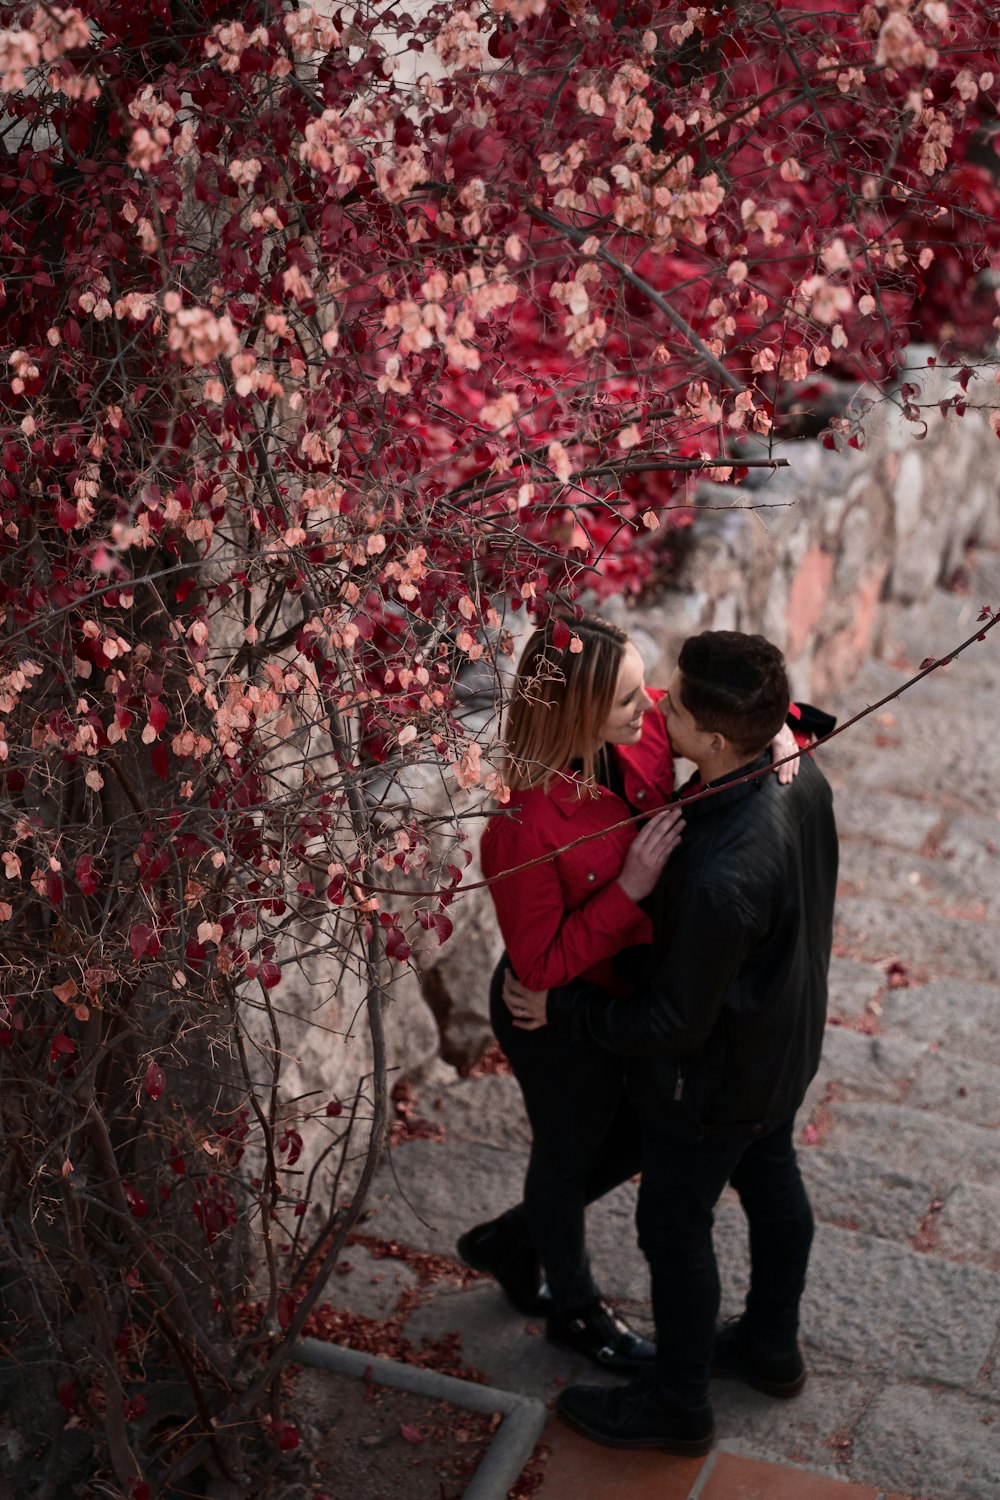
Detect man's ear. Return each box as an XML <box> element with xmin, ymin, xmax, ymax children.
<box><xmin>705</xmin><ymin>730</ymin><xmax>728</xmax><ymax>760</ymax></box>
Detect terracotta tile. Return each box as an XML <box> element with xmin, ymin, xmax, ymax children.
<box><xmin>882</xmin><ymin>1494</ymin><xmax>924</xmax><ymax>1500</ymax></box>
<box><xmin>536</xmin><ymin>1415</ymin><xmax>707</xmax><ymax>1500</ymax></box>
<box><xmin>699</xmin><ymin>1453</ymin><xmax>879</xmax><ymax>1500</ymax></box>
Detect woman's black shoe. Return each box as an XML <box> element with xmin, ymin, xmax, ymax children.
<box><xmin>546</xmin><ymin>1298</ymin><xmax>656</xmax><ymax>1373</ymax></box>
<box><xmin>455</xmin><ymin>1220</ymin><xmax>551</xmax><ymax>1316</ymax></box>
<box><xmin>712</xmin><ymin>1317</ymin><xmax>806</xmax><ymax>1397</ymax></box>
<box><xmin>556</xmin><ymin>1377</ymin><xmax>714</xmax><ymax>1454</ymax></box>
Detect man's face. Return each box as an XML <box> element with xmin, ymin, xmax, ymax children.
<box><xmin>660</xmin><ymin>667</ymin><xmax>716</xmax><ymax>763</ymax></box>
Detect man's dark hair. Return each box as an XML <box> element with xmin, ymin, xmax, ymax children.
<box><xmin>677</xmin><ymin>631</ymin><xmax>790</xmax><ymax>758</ymax></box>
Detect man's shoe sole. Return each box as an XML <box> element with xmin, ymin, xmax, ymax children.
<box><xmin>545</xmin><ymin>1327</ymin><xmax>656</xmax><ymax>1375</ymax></box>
<box><xmin>556</xmin><ymin>1399</ymin><xmax>715</xmax><ymax>1456</ymax></box>
<box><xmin>712</xmin><ymin>1360</ymin><xmax>807</xmax><ymax>1399</ymax></box>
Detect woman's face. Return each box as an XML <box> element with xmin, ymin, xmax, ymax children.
<box><xmin>598</xmin><ymin>643</ymin><xmax>654</xmax><ymax>746</ymax></box>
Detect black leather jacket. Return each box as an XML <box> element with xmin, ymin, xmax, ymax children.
<box><xmin>547</xmin><ymin>752</ymin><xmax>838</xmax><ymax>1145</ymax></box>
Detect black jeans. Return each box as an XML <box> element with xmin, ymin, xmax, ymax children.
<box><xmin>636</xmin><ymin>1116</ymin><xmax>814</xmax><ymax>1407</ymax></box>
<box><xmin>489</xmin><ymin>959</ymin><xmax>641</xmax><ymax>1309</ymax></box>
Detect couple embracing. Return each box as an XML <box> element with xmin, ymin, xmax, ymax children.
<box><xmin>457</xmin><ymin>618</ymin><xmax>838</xmax><ymax>1455</ymax></box>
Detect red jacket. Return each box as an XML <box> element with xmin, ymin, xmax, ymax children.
<box><xmin>481</xmin><ymin>691</ymin><xmax>674</xmax><ymax>993</ymax></box>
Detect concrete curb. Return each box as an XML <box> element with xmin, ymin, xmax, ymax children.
<box><xmin>294</xmin><ymin>1337</ymin><xmax>548</xmax><ymax>1499</ymax></box>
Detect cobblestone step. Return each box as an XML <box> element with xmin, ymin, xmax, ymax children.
<box><xmin>820</xmin><ymin>1101</ymin><xmax>1000</xmax><ymax>1191</ymax></box>
<box><xmin>833</xmin><ymin>895</ymin><xmax>1000</xmax><ymax>983</ymax></box>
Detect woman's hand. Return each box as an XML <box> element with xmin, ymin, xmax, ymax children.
<box><xmin>503</xmin><ymin>971</ymin><xmax>549</xmax><ymax>1030</ymax></box>
<box><xmin>769</xmin><ymin>724</ymin><xmax>801</xmax><ymax>784</ymax></box>
<box><xmin>616</xmin><ymin>807</ymin><xmax>685</xmax><ymax>904</ymax></box>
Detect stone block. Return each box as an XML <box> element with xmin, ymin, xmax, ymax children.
<box><xmin>364</xmin><ymin>1140</ymin><xmax>528</xmax><ymax>1259</ymax></box>
<box><xmin>906</xmin><ymin>1051</ymin><xmax>1000</xmax><ymax>1127</ymax></box>
<box><xmin>934</xmin><ymin>1182</ymin><xmax>1000</xmax><ymax>1269</ymax></box>
<box><xmin>851</xmin><ymin>1383</ymin><xmax>1000</xmax><ymax>1500</ymax></box>
<box><xmin>879</xmin><ymin>977</ymin><xmax>1000</xmax><ymax>1066</ymax></box>
<box><xmin>836</xmin><ymin>843</ymin><xmax>983</xmax><ymax>913</ymax></box>
<box><xmin>710</xmin><ymin>1373</ymin><xmax>881</xmax><ymax>1476</ymax></box>
<box><xmin>834</xmin><ymin>793</ymin><xmax>942</xmax><ymax>851</ymax></box>
<box><xmin>821</xmin><ymin>1102</ymin><xmax>1000</xmax><ymax>1190</ymax></box>
<box><xmin>798</xmin><ymin>1148</ymin><xmax>930</xmax><ymax>1242</ymax></box>
<box><xmin>826</xmin><ymin>957</ymin><xmax>886</xmax><ymax>1022</ymax></box>
<box><xmin>318</xmin><ymin>1240</ymin><xmax>421</xmax><ymax>1320</ymax></box>
<box><xmin>804</xmin><ymin>1226</ymin><xmax>1000</xmax><ymax>1385</ymax></box>
<box><xmin>400</xmin><ymin>1281</ymin><xmax>595</xmax><ymax>1398</ymax></box>
<box><xmin>430</xmin><ymin>1073</ymin><xmax>532</xmax><ymax>1151</ymax></box>
<box><xmin>833</xmin><ymin>898</ymin><xmax>1000</xmax><ymax>985</ymax></box>
<box><xmin>817</xmin><ymin>1026</ymin><xmax>928</xmax><ymax>1102</ymax></box>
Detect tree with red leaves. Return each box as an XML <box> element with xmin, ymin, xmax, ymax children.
<box><xmin>1</xmin><ymin>1</ymin><xmax>999</xmax><ymax>1492</ymax></box>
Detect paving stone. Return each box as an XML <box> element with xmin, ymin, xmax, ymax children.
<box><xmin>816</xmin><ymin>1027</ymin><xmax>928</xmax><ymax>1103</ymax></box>
<box><xmin>826</xmin><ymin>957</ymin><xmax>887</xmax><ymax>1023</ymax></box>
<box><xmin>400</xmin><ymin>1282</ymin><xmax>594</xmax><ymax>1399</ymax></box>
<box><xmin>364</xmin><ymin>1139</ymin><xmax>529</xmax><ymax>1259</ymax></box>
<box><xmin>851</xmin><ymin>1383</ymin><xmax>1000</xmax><ymax>1500</ymax></box>
<box><xmin>318</xmin><ymin>1240</ymin><xmax>420</xmax><ymax>1319</ymax></box>
<box><xmin>803</xmin><ymin>1227</ymin><xmax>1000</xmax><ymax>1385</ymax></box>
<box><xmin>906</xmin><ymin>1050</ymin><xmax>1000</xmax><ymax>1126</ymax></box>
<box><xmin>429</xmin><ymin>1072</ymin><xmax>532</xmax><ymax>1151</ymax></box>
<box><xmin>836</xmin><ymin>842</ymin><xmax>987</xmax><ymax>913</ymax></box>
<box><xmin>934</xmin><ymin>1182</ymin><xmax>1000</xmax><ymax>1270</ymax></box>
<box><xmin>834</xmin><ymin>897</ymin><xmax>1000</xmax><ymax>984</ymax></box>
<box><xmin>936</xmin><ymin>814</ymin><xmax>1000</xmax><ymax>908</ymax></box>
<box><xmin>879</xmin><ymin>978</ymin><xmax>1000</xmax><ymax>1066</ymax></box>
<box><xmin>822</xmin><ymin>1102</ymin><xmax>1000</xmax><ymax>1190</ymax></box>
<box><xmin>834</xmin><ymin>794</ymin><xmax>943</xmax><ymax>851</ymax></box>
<box><xmin>708</xmin><ymin>1374</ymin><xmax>881</xmax><ymax>1476</ymax></box>
<box><xmin>798</xmin><ymin>1149</ymin><xmax>930</xmax><ymax>1242</ymax></box>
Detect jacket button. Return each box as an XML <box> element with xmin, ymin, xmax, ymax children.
<box><xmin>635</xmin><ymin>789</ymin><xmax>647</xmax><ymax>802</ymax></box>
<box><xmin>586</xmin><ymin>871</ymin><xmax>596</xmax><ymax>883</ymax></box>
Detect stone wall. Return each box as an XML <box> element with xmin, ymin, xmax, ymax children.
<box><xmin>413</xmin><ymin>360</ymin><xmax>1000</xmax><ymax>1071</ymax></box>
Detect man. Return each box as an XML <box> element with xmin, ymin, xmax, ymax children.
<box><xmin>504</xmin><ymin>630</ymin><xmax>838</xmax><ymax>1455</ymax></box>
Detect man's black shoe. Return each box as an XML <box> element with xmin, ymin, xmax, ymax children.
<box><xmin>546</xmin><ymin>1299</ymin><xmax>656</xmax><ymax>1374</ymax></box>
<box><xmin>556</xmin><ymin>1377</ymin><xmax>715</xmax><ymax>1454</ymax></box>
<box><xmin>455</xmin><ymin>1220</ymin><xmax>551</xmax><ymax>1316</ymax></box>
<box><xmin>712</xmin><ymin>1317</ymin><xmax>807</xmax><ymax>1398</ymax></box>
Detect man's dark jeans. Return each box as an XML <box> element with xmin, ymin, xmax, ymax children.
<box><xmin>489</xmin><ymin>959</ymin><xmax>640</xmax><ymax>1309</ymax></box>
<box><xmin>637</xmin><ymin>1116</ymin><xmax>814</xmax><ymax>1407</ymax></box>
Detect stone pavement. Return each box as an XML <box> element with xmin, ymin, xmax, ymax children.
<box><xmin>328</xmin><ymin>551</ymin><xmax>1000</xmax><ymax>1499</ymax></box>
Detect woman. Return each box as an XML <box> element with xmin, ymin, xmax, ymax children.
<box><xmin>457</xmin><ymin>615</ymin><xmax>800</xmax><ymax>1374</ymax></box>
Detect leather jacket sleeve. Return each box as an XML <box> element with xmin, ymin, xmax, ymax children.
<box><xmin>547</xmin><ymin>880</ymin><xmax>755</xmax><ymax>1057</ymax></box>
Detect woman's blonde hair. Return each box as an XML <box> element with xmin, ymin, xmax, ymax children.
<box><xmin>504</xmin><ymin>614</ymin><xmax>629</xmax><ymax>792</ymax></box>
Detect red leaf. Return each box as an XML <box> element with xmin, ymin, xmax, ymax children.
<box><xmin>919</xmin><ymin>657</ymin><xmax>937</xmax><ymax>671</ymax></box>
<box><xmin>57</xmin><ymin>1380</ymin><xmax>79</xmax><ymax>1412</ymax></box>
<box><xmin>325</xmin><ymin>1099</ymin><xmax>343</xmax><ymax>1117</ymax></box>
<box><xmin>399</xmin><ymin>1424</ymin><xmax>423</xmax><ymax>1445</ymax></box>
<box><xmin>46</xmin><ymin>871</ymin><xmax>64</xmax><ymax>905</ymax></box>
<box><xmin>129</xmin><ymin>923</ymin><xmax>157</xmax><ymax>960</ymax></box>
<box><xmin>272</xmin><ymin>1420</ymin><xmax>300</xmax><ymax>1451</ymax></box>
<box><xmin>122</xmin><ymin>1182</ymin><xmax>149</xmax><ymax>1219</ymax></box>
<box><xmin>50</xmin><ymin>1033</ymin><xmax>76</xmax><ymax>1063</ymax></box>
<box><xmin>75</xmin><ymin>854</ymin><xmax>98</xmax><ymax>896</ymax></box>
<box><xmin>122</xmin><ymin>1394</ymin><xmax>147</xmax><ymax>1420</ymax></box>
<box><xmin>150</xmin><ymin>742</ymin><xmax>169</xmax><ymax>779</ymax></box>
<box><xmin>260</xmin><ymin>960</ymin><xmax>281</xmax><ymax>989</ymax></box>
<box><xmin>550</xmin><ymin>616</ymin><xmax>570</xmax><ymax>651</ymax></box>
<box><xmin>276</xmin><ymin>1291</ymin><xmax>296</xmax><ymax>1329</ymax></box>
<box><xmin>147</xmin><ymin>698</ymin><xmax>168</xmax><ymax>734</ymax></box>
<box><xmin>144</xmin><ymin>1062</ymin><xmax>166</xmax><ymax>1100</ymax></box>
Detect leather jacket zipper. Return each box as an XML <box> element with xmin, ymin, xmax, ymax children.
<box><xmin>673</xmin><ymin>1067</ymin><xmax>684</xmax><ymax>1103</ymax></box>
